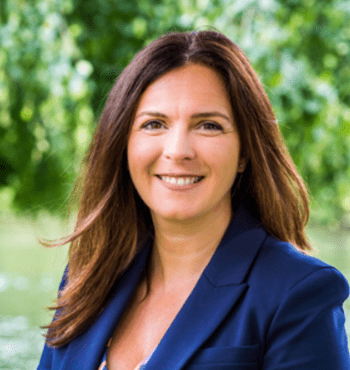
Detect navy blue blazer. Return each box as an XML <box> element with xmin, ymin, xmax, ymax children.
<box><xmin>38</xmin><ymin>206</ymin><xmax>350</xmax><ymax>369</ymax></box>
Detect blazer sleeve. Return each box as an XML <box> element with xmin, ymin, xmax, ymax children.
<box><xmin>37</xmin><ymin>265</ymin><xmax>69</xmax><ymax>370</ymax></box>
<box><xmin>263</xmin><ymin>266</ymin><xmax>350</xmax><ymax>370</ymax></box>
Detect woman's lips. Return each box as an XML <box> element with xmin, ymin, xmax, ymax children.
<box><xmin>155</xmin><ymin>175</ymin><xmax>205</xmax><ymax>189</ymax></box>
<box><xmin>156</xmin><ymin>175</ymin><xmax>204</xmax><ymax>186</ymax></box>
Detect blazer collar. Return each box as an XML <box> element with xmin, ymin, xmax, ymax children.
<box><xmin>145</xmin><ymin>204</ymin><xmax>267</xmax><ymax>369</ymax></box>
<box><xmin>59</xmin><ymin>204</ymin><xmax>266</xmax><ymax>370</ymax></box>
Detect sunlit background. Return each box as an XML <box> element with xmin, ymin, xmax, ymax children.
<box><xmin>1</xmin><ymin>0</ymin><xmax>349</xmax><ymax>368</ymax></box>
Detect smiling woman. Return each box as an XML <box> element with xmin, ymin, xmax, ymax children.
<box><xmin>128</xmin><ymin>64</ymin><xmax>244</xmax><ymax>225</ymax></box>
<box><xmin>38</xmin><ymin>31</ymin><xmax>349</xmax><ymax>370</ymax></box>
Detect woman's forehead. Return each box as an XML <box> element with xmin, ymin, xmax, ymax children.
<box><xmin>133</xmin><ymin>64</ymin><xmax>233</xmax><ymax>119</ymax></box>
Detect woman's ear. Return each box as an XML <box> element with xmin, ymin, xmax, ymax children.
<box><xmin>237</xmin><ymin>157</ymin><xmax>248</xmax><ymax>173</ymax></box>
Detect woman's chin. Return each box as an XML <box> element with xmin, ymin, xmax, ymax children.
<box><xmin>151</xmin><ymin>209</ymin><xmax>202</xmax><ymax>224</ymax></box>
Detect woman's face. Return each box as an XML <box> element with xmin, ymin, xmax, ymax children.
<box><xmin>127</xmin><ymin>63</ymin><xmax>245</xmax><ymax>225</ymax></box>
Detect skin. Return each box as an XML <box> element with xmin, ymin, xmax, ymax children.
<box><xmin>106</xmin><ymin>64</ymin><xmax>247</xmax><ymax>370</ymax></box>
<box><xmin>127</xmin><ymin>63</ymin><xmax>246</xmax><ymax>288</ymax></box>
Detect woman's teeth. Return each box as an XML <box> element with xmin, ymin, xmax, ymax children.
<box><xmin>158</xmin><ymin>176</ymin><xmax>203</xmax><ymax>186</ymax></box>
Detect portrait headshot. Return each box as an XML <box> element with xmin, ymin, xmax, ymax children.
<box><xmin>1</xmin><ymin>0</ymin><xmax>350</xmax><ymax>368</ymax></box>
<box><xmin>36</xmin><ymin>30</ymin><xmax>350</xmax><ymax>369</ymax></box>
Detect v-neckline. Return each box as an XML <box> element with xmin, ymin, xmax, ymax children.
<box><xmin>101</xmin><ymin>337</ymin><xmax>156</xmax><ymax>370</ymax></box>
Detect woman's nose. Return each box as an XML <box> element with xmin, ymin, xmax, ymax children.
<box><xmin>163</xmin><ymin>126</ymin><xmax>195</xmax><ymax>161</ymax></box>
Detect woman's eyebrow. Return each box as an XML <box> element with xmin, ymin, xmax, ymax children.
<box><xmin>135</xmin><ymin>111</ymin><xmax>167</xmax><ymax>119</ymax></box>
<box><xmin>135</xmin><ymin>111</ymin><xmax>232</xmax><ymax>122</ymax></box>
<box><xmin>191</xmin><ymin>112</ymin><xmax>231</xmax><ymax>122</ymax></box>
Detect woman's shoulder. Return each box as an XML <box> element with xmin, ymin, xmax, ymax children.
<box><xmin>240</xmin><ymin>233</ymin><xmax>349</xmax><ymax>334</ymax></box>
<box><xmin>252</xmin><ymin>234</ymin><xmax>349</xmax><ymax>298</ymax></box>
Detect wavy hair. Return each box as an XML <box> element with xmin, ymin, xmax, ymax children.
<box><xmin>43</xmin><ymin>30</ymin><xmax>311</xmax><ymax>347</ymax></box>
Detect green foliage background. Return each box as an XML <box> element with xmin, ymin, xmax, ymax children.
<box><xmin>0</xmin><ymin>0</ymin><xmax>349</xmax><ymax>225</ymax></box>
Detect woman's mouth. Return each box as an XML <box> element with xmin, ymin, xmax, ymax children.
<box><xmin>156</xmin><ymin>175</ymin><xmax>204</xmax><ymax>186</ymax></box>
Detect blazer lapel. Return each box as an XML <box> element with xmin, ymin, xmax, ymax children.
<box><xmin>145</xmin><ymin>206</ymin><xmax>267</xmax><ymax>369</ymax></box>
<box><xmin>58</xmin><ymin>205</ymin><xmax>266</xmax><ymax>369</ymax></box>
<box><xmin>59</xmin><ymin>239</ymin><xmax>152</xmax><ymax>370</ymax></box>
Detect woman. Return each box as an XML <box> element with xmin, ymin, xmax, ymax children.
<box><xmin>38</xmin><ymin>31</ymin><xmax>349</xmax><ymax>369</ymax></box>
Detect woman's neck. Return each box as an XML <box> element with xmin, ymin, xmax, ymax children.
<box><xmin>149</xmin><ymin>205</ymin><xmax>232</xmax><ymax>291</ymax></box>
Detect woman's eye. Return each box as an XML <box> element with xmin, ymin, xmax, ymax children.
<box><xmin>141</xmin><ymin>120</ymin><xmax>164</xmax><ymax>130</ymax></box>
<box><xmin>199</xmin><ymin>122</ymin><xmax>223</xmax><ymax>131</ymax></box>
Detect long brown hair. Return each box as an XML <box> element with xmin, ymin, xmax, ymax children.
<box><xmin>43</xmin><ymin>30</ymin><xmax>311</xmax><ymax>347</ymax></box>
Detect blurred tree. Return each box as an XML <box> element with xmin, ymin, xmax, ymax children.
<box><xmin>0</xmin><ymin>0</ymin><xmax>349</xmax><ymax>226</ymax></box>
<box><xmin>0</xmin><ymin>0</ymin><xmax>95</xmax><ymax>213</ymax></box>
